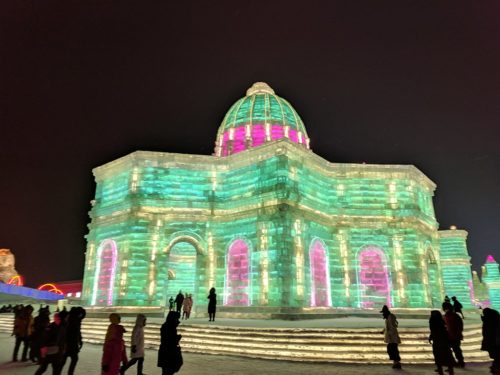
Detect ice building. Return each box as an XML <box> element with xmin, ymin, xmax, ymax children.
<box><xmin>82</xmin><ymin>82</ymin><xmax>495</xmax><ymax>312</ymax></box>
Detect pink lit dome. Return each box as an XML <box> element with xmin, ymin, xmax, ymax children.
<box><xmin>214</xmin><ymin>82</ymin><xmax>310</xmax><ymax>156</ymax></box>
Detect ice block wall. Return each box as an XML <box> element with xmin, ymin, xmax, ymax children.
<box><xmin>438</xmin><ymin>229</ymin><xmax>473</xmax><ymax>308</ymax></box>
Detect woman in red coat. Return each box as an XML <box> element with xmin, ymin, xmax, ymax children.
<box><xmin>101</xmin><ymin>313</ymin><xmax>127</xmax><ymax>375</ymax></box>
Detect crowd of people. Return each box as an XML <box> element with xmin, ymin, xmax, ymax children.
<box><xmin>380</xmin><ymin>296</ymin><xmax>500</xmax><ymax>375</ymax></box>
<box><xmin>8</xmin><ymin>304</ymin><xmax>86</xmax><ymax>374</ymax></box>
<box><xmin>5</xmin><ymin>289</ymin><xmax>500</xmax><ymax>375</ymax></box>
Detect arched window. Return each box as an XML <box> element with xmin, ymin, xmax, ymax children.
<box><xmin>358</xmin><ymin>246</ymin><xmax>391</xmax><ymax>308</ymax></box>
<box><xmin>225</xmin><ymin>239</ymin><xmax>250</xmax><ymax>306</ymax></box>
<box><xmin>91</xmin><ymin>240</ymin><xmax>118</xmax><ymax>306</ymax></box>
<box><xmin>309</xmin><ymin>239</ymin><xmax>332</xmax><ymax>307</ymax></box>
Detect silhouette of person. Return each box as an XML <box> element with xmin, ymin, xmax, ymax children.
<box><xmin>157</xmin><ymin>311</ymin><xmax>183</xmax><ymax>375</ymax></box>
<box><xmin>101</xmin><ymin>313</ymin><xmax>127</xmax><ymax>375</ymax></box>
<box><xmin>207</xmin><ymin>288</ymin><xmax>217</xmax><ymax>322</ymax></box>
<box><xmin>12</xmin><ymin>304</ymin><xmax>33</xmax><ymax>362</ymax></box>
<box><xmin>480</xmin><ymin>308</ymin><xmax>500</xmax><ymax>374</ymax></box>
<box><xmin>168</xmin><ymin>297</ymin><xmax>174</xmax><ymax>311</ymax></box>
<box><xmin>61</xmin><ymin>307</ymin><xmax>86</xmax><ymax>375</ymax></box>
<box><xmin>34</xmin><ymin>313</ymin><xmax>65</xmax><ymax>375</ymax></box>
<box><xmin>174</xmin><ymin>291</ymin><xmax>184</xmax><ymax>314</ymax></box>
<box><xmin>429</xmin><ymin>310</ymin><xmax>455</xmax><ymax>375</ymax></box>
<box><xmin>120</xmin><ymin>314</ymin><xmax>146</xmax><ymax>375</ymax></box>
<box><xmin>442</xmin><ymin>302</ymin><xmax>464</xmax><ymax>367</ymax></box>
<box><xmin>380</xmin><ymin>305</ymin><xmax>401</xmax><ymax>369</ymax></box>
<box><xmin>451</xmin><ymin>296</ymin><xmax>464</xmax><ymax>319</ymax></box>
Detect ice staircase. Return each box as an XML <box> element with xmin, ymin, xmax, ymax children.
<box><xmin>0</xmin><ymin>314</ymin><xmax>490</xmax><ymax>364</ymax></box>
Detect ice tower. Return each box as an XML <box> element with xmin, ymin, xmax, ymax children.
<box><xmin>82</xmin><ymin>82</ymin><xmax>481</xmax><ymax>314</ymax></box>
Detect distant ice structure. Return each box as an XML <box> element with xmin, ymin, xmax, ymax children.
<box><xmin>0</xmin><ymin>249</ymin><xmax>19</xmax><ymax>283</ymax></box>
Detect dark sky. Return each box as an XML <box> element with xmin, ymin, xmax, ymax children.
<box><xmin>1</xmin><ymin>2</ymin><xmax>499</xmax><ymax>287</ymax></box>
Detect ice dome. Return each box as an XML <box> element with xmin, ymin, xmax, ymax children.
<box><xmin>214</xmin><ymin>82</ymin><xmax>310</xmax><ymax>156</ymax></box>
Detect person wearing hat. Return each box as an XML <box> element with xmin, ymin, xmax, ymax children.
<box><xmin>380</xmin><ymin>305</ymin><xmax>402</xmax><ymax>369</ymax></box>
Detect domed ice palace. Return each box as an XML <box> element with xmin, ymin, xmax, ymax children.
<box><xmin>81</xmin><ymin>82</ymin><xmax>500</xmax><ymax>314</ymax></box>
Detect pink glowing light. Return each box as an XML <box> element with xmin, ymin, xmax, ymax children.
<box><xmin>251</xmin><ymin>125</ymin><xmax>266</xmax><ymax>148</ymax></box>
<box><xmin>225</xmin><ymin>239</ymin><xmax>249</xmax><ymax>306</ymax></box>
<box><xmin>486</xmin><ymin>255</ymin><xmax>496</xmax><ymax>263</ymax></box>
<box><xmin>271</xmin><ymin>125</ymin><xmax>284</xmax><ymax>140</ymax></box>
<box><xmin>219</xmin><ymin>124</ymin><xmax>307</xmax><ymax>156</ymax></box>
<box><xmin>358</xmin><ymin>247</ymin><xmax>391</xmax><ymax>308</ymax></box>
<box><xmin>309</xmin><ymin>239</ymin><xmax>331</xmax><ymax>307</ymax></box>
<box><xmin>96</xmin><ymin>240</ymin><xmax>117</xmax><ymax>306</ymax></box>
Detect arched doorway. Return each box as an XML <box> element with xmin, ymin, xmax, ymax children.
<box><xmin>426</xmin><ymin>248</ymin><xmax>441</xmax><ymax>307</ymax></box>
<box><xmin>224</xmin><ymin>239</ymin><xmax>250</xmax><ymax>306</ymax></box>
<box><xmin>358</xmin><ymin>246</ymin><xmax>391</xmax><ymax>308</ymax></box>
<box><xmin>309</xmin><ymin>239</ymin><xmax>331</xmax><ymax>307</ymax></box>
<box><xmin>91</xmin><ymin>239</ymin><xmax>118</xmax><ymax>306</ymax></box>
<box><xmin>165</xmin><ymin>242</ymin><xmax>198</xmax><ymax>300</ymax></box>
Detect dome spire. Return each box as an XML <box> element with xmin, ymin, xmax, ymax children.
<box><xmin>246</xmin><ymin>82</ymin><xmax>275</xmax><ymax>96</ymax></box>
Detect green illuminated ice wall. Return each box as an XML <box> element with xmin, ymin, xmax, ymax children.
<box><xmin>82</xmin><ymin>82</ymin><xmax>478</xmax><ymax>311</ymax></box>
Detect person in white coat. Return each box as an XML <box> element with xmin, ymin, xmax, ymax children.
<box><xmin>120</xmin><ymin>314</ymin><xmax>146</xmax><ymax>375</ymax></box>
<box><xmin>380</xmin><ymin>305</ymin><xmax>402</xmax><ymax>369</ymax></box>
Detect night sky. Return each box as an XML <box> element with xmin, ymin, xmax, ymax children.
<box><xmin>1</xmin><ymin>2</ymin><xmax>499</xmax><ymax>287</ymax></box>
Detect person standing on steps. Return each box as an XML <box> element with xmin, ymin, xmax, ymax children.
<box><xmin>443</xmin><ymin>302</ymin><xmax>465</xmax><ymax>368</ymax></box>
<box><xmin>380</xmin><ymin>305</ymin><xmax>402</xmax><ymax>369</ymax></box>
<box><xmin>120</xmin><ymin>314</ymin><xmax>146</xmax><ymax>375</ymax></box>
<box><xmin>429</xmin><ymin>310</ymin><xmax>455</xmax><ymax>375</ymax></box>
<box><xmin>174</xmin><ymin>291</ymin><xmax>184</xmax><ymax>314</ymax></box>
<box><xmin>168</xmin><ymin>296</ymin><xmax>175</xmax><ymax>311</ymax></box>
<box><xmin>182</xmin><ymin>294</ymin><xmax>193</xmax><ymax>320</ymax></box>
<box><xmin>208</xmin><ymin>287</ymin><xmax>217</xmax><ymax>322</ymax></box>
<box><xmin>452</xmin><ymin>296</ymin><xmax>464</xmax><ymax>319</ymax></box>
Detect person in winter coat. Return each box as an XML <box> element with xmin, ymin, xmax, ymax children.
<box><xmin>101</xmin><ymin>313</ymin><xmax>127</xmax><ymax>375</ymax></box>
<box><xmin>443</xmin><ymin>302</ymin><xmax>464</xmax><ymax>367</ymax></box>
<box><xmin>174</xmin><ymin>291</ymin><xmax>184</xmax><ymax>314</ymax></box>
<box><xmin>30</xmin><ymin>306</ymin><xmax>51</xmax><ymax>363</ymax></box>
<box><xmin>380</xmin><ymin>305</ymin><xmax>402</xmax><ymax>369</ymax></box>
<box><xmin>182</xmin><ymin>294</ymin><xmax>193</xmax><ymax>320</ymax></box>
<box><xmin>34</xmin><ymin>312</ymin><xmax>66</xmax><ymax>375</ymax></box>
<box><xmin>452</xmin><ymin>296</ymin><xmax>464</xmax><ymax>319</ymax></box>
<box><xmin>157</xmin><ymin>311</ymin><xmax>183</xmax><ymax>375</ymax></box>
<box><xmin>481</xmin><ymin>308</ymin><xmax>500</xmax><ymax>374</ymax></box>
<box><xmin>429</xmin><ymin>310</ymin><xmax>455</xmax><ymax>375</ymax></box>
<box><xmin>120</xmin><ymin>314</ymin><xmax>146</xmax><ymax>375</ymax></box>
<box><xmin>12</xmin><ymin>304</ymin><xmax>34</xmax><ymax>362</ymax></box>
<box><xmin>61</xmin><ymin>307</ymin><xmax>86</xmax><ymax>375</ymax></box>
<box><xmin>207</xmin><ymin>288</ymin><xmax>217</xmax><ymax>322</ymax></box>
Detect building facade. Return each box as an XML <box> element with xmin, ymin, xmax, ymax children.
<box><xmin>81</xmin><ymin>82</ymin><xmax>496</xmax><ymax>311</ymax></box>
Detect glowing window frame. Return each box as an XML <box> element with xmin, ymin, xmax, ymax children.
<box><xmin>91</xmin><ymin>239</ymin><xmax>118</xmax><ymax>306</ymax></box>
<box><xmin>308</xmin><ymin>238</ymin><xmax>332</xmax><ymax>307</ymax></box>
<box><xmin>356</xmin><ymin>245</ymin><xmax>392</xmax><ymax>308</ymax></box>
<box><xmin>224</xmin><ymin>238</ymin><xmax>251</xmax><ymax>306</ymax></box>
